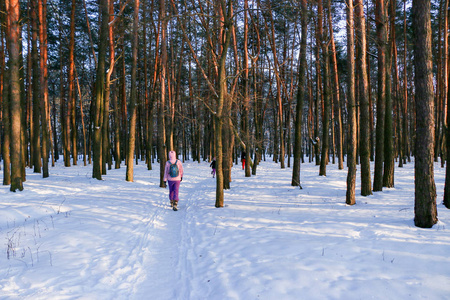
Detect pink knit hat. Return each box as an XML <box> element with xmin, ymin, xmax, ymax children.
<box><xmin>168</xmin><ymin>151</ymin><xmax>177</xmax><ymax>164</ymax></box>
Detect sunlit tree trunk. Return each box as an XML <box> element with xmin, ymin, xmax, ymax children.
<box><xmin>0</xmin><ymin>12</ymin><xmax>4</xmax><ymax>174</ymax></box>
<box><xmin>126</xmin><ymin>0</ymin><xmax>140</xmax><ymax>182</ymax></box>
<box><xmin>215</xmin><ymin>0</ymin><xmax>232</xmax><ymax>208</ymax></box>
<box><xmin>2</xmin><ymin>67</ymin><xmax>11</xmax><ymax>185</ymax></box>
<box><xmin>6</xmin><ymin>0</ymin><xmax>24</xmax><ymax>191</ymax></box>
<box><xmin>38</xmin><ymin>0</ymin><xmax>50</xmax><ymax>178</ymax></box>
<box><xmin>440</xmin><ymin>0</ymin><xmax>448</xmax><ymax>169</ymax></box>
<box><xmin>346</xmin><ymin>0</ymin><xmax>356</xmax><ymax>205</ymax></box>
<box><xmin>444</xmin><ymin>0</ymin><xmax>450</xmax><ymax>208</ymax></box>
<box><xmin>158</xmin><ymin>0</ymin><xmax>167</xmax><ymax>187</ymax></box>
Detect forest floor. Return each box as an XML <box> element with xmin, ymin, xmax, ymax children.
<box><xmin>1</xmin><ymin>157</ymin><xmax>450</xmax><ymax>299</ymax></box>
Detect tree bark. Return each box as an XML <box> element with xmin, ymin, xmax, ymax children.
<box><xmin>355</xmin><ymin>0</ymin><xmax>372</xmax><ymax>196</ymax></box>
<box><xmin>31</xmin><ymin>0</ymin><xmax>41</xmax><ymax>172</ymax></box>
<box><xmin>243</xmin><ymin>0</ymin><xmax>251</xmax><ymax>178</ymax></box>
<box><xmin>373</xmin><ymin>0</ymin><xmax>386</xmax><ymax>192</ymax></box>
<box><xmin>328</xmin><ymin>0</ymin><xmax>343</xmax><ymax>170</ymax></box>
<box><xmin>38</xmin><ymin>0</ymin><xmax>50</xmax><ymax>178</ymax></box>
<box><xmin>403</xmin><ymin>0</ymin><xmax>410</xmax><ymax>162</ymax></box>
<box><xmin>292</xmin><ymin>0</ymin><xmax>307</xmax><ymax>187</ymax></box>
<box><xmin>346</xmin><ymin>0</ymin><xmax>357</xmax><ymax>205</ymax></box>
<box><xmin>126</xmin><ymin>0</ymin><xmax>140</xmax><ymax>182</ymax></box>
<box><xmin>6</xmin><ymin>0</ymin><xmax>24</xmax><ymax>191</ymax></box>
<box><xmin>444</xmin><ymin>0</ymin><xmax>450</xmax><ymax>208</ymax></box>
<box><xmin>412</xmin><ymin>0</ymin><xmax>438</xmax><ymax>228</ymax></box>
<box><xmin>68</xmin><ymin>0</ymin><xmax>76</xmax><ymax>167</ymax></box>
<box><xmin>92</xmin><ymin>0</ymin><xmax>108</xmax><ymax>180</ymax></box>
<box><xmin>319</xmin><ymin>0</ymin><xmax>330</xmax><ymax>177</ymax></box>
<box><xmin>2</xmin><ymin>69</ymin><xmax>11</xmax><ymax>185</ymax></box>
<box><xmin>158</xmin><ymin>0</ymin><xmax>167</xmax><ymax>187</ymax></box>
<box><xmin>215</xmin><ymin>0</ymin><xmax>232</xmax><ymax>208</ymax></box>
<box><xmin>0</xmin><ymin>13</ymin><xmax>4</xmax><ymax>173</ymax></box>
<box><xmin>383</xmin><ymin>0</ymin><xmax>395</xmax><ymax>188</ymax></box>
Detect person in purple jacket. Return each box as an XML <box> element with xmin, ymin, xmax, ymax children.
<box><xmin>164</xmin><ymin>150</ymin><xmax>184</xmax><ymax>211</ymax></box>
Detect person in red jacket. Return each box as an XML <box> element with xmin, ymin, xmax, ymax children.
<box><xmin>163</xmin><ymin>151</ymin><xmax>184</xmax><ymax>211</ymax></box>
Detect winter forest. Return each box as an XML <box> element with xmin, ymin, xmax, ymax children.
<box><xmin>0</xmin><ymin>0</ymin><xmax>447</xmax><ymax>230</ymax></box>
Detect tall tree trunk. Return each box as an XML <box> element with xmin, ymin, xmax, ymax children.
<box><xmin>383</xmin><ymin>0</ymin><xmax>395</xmax><ymax>188</ymax></box>
<box><xmin>58</xmin><ymin>8</ymin><xmax>68</xmax><ymax>167</ymax></box>
<box><xmin>107</xmin><ymin>0</ymin><xmax>118</xmax><ymax>169</ymax></box>
<box><xmin>111</xmin><ymin>0</ymin><xmax>121</xmax><ymax>169</ymax></box>
<box><xmin>314</xmin><ymin>8</ymin><xmax>321</xmax><ymax>166</ymax></box>
<box><xmin>243</xmin><ymin>0</ymin><xmax>251</xmax><ymax>178</ymax></box>
<box><xmin>355</xmin><ymin>0</ymin><xmax>372</xmax><ymax>196</ymax></box>
<box><xmin>0</xmin><ymin>12</ymin><xmax>5</xmax><ymax>173</ymax></box>
<box><xmin>346</xmin><ymin>0</ymin><xmax>357</xmax><ymax>205</ymax></box>
<box><xmin>19</xmin><ymin>25</ymin><xmax>26</xmax><ymax>180</ymax></box>
<box><xmin>92</xmin><ymin>0</ymin><xmax>108</xmax><ymax>180</ymax></box>
<box><xmin>2</xmin><ymin>67</ymin><xmax>11</xmax><ymax>185</ymax></box>
<box><xmin>31</xmin><ymin>0</ymin><xmax>41</xmax><ymax>173</ymax></box>
<box><xmin>403</xmin><ymin>0</ymin><xmax>410</xmax><ymax>162</ymax></box>
<box><xmin>328</xmin><ymin>0</ymin><xmax>343</xmax><ymax>170</ymax></box>
<box><xmin>440</xmin><ymin>0</ymin><xmax>448</xmax><ymax>169</ymax></box>
<box><xmin>68</xmin><ymin>0</ymin><xmax>76</xmax><ymax>167</ymax></box>
<box><xmin>6</xmin><ymin>0</ymin><xmax>24</xmax><ymax>191</ymax></box>
<box><xmin>126</xmin><ymin>0</ymin><xmax>140</xmax><ymax>181</ymax></box>
<box><xmin>143</xmin><ymin>1</ymin><xmax>151</xmax><ymax>171</ymax></box>
<box><xmin>443</xmin><ymin>0</ymin><xmax>450</xmax><ymax>208</ymax></box>
<box><xmin>373</xmin><ymin>0</ymin><xmax>386</xmax><ymax>192</ymax></box>
<box><xmin>292</xmin><ymin>0</ymin><xmax>307</xmax><ymax>187</ymax></box>
<box><xmin>412</xmin><ymin>0</ymin><xmax>438</xmax><ymax>228</ymax></box>
<box><xmin>38</xmin><ymin>0</ymin><xmax>49</xmax><ymax>178</ymax></box>
<box><xmin>120</xmin><ymin>5</ymin><xmax>127</xmax><ymax>166</ymax></box>
<box><xmin>319</xmin><ymin>0</ymin><xmax>330</xmax><ymax>176</ymax></box>
<box><xmin>215</xmin><ymin>0</ymin><xmax>232</xmax><ymax>208</ymax></box>
<box><xmin>158</xmin><ymin>0</ymin><xmax>167</xmax><ymax>187</ymax></box>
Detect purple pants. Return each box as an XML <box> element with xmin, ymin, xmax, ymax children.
<box><xmin>168</xmin><ymin>180</ymin><xmax>181</xmax><ymax>201</ymax></box>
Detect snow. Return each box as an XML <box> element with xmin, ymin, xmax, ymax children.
<box><xmin>1</xmin><ymin>158</ymin><xmax>450</xmax><ymax>299</ymax></box>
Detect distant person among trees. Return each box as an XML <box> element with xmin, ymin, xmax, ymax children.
<box><xmin>164</xmin><ymin>151</ymin><xmax>184</xmax><ymax>211</ymax></box>
<box><xmin>210</xmin><ymin>158</ymin><xmax>216</xmax><ymax>178</ymax></box>
<box><xmin>242</xmin><ymin>152</ymin><xmax>246</xmax><ymax>170</ymax></box>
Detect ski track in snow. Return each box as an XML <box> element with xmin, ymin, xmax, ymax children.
<box><xmin>1</xmin><ymin>159</ymin><xmax>450</xmax><ymax>299</ymax></box>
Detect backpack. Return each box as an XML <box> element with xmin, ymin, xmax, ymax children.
<box><xmin>169</xmin><ymin>160</ymin><xmax>179</xmax><ymax>177</ymax></box>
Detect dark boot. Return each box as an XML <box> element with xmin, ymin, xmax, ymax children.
<box><xmin>173</xmin><ymin>201</ymin><xmax>178</xmax><ymax>211</ymax></box>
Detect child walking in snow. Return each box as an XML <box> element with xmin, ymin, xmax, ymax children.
<box><xmin>210</xmin><ymin>158</ymin><xmax>216</xmax><ymax>178</ymax></box>
<box><xmin>164</xmin><ymin>151</ymin><xmax>184</xmax><ymax>211</ymax></box>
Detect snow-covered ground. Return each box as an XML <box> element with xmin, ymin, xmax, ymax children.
<box><xmin>1</xmin><ymin>157</ymin><xmax>450</xmax><ymax>299</ymax></box>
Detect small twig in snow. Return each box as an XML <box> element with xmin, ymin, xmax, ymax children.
<box><xmin>28</xmin><ymin>247</ymin><xmax>34</xmax><ymax>267</ymax></box>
